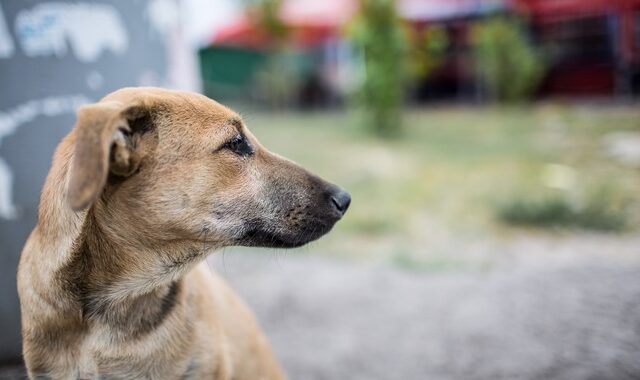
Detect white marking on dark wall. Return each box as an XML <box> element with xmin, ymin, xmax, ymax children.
<box><xmin>146</xmin><ymin>0</ymin><xmax>179</xmax><ymax>37</ymax></box>
<box><xmin>14</xmin><ymin>2</ymin><xmax>129</xmax><ymax>62</ymax></box>
<box><xmin>0</xmin><ymin>94</ymin><xmax>91</xmax><ymax>220</ymax></box>
<box><xmin>86</xmin><ymin>70</ymin><xmax>104</xmax><ymax>90</ymax></box>
<box><xmin>0</xmin><ymin>160</ymin><xmax>17</xmax><ymax>220</ymax></box>
<box><xmin>0</xmin><ymin>4</ymin><xmax>15</xmax><ymax>59</ymax></box>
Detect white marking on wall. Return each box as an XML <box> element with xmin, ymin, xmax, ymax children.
<box><xmin>14</xmin><ymin>2</ymin><xmax>128</xmax><ymax>62</ymax></box>
<box><xmin>86</xmin><ymin>70</ymin><xmax>104</xmax><ymax>90</ymax></box>
<box><xmin>149</xmin><ymin>0</ymin><xmax>200</xmax><ymax>91</ymax></box>
<box><xmin>0</xmin><ymin>160</ymin><xmax>17</xmax><ymax>219</ymax></box>
<box><xmin>0</xmin><ymin>5</ymin><xmax>15</xmax><ymax>59</ymax></box>
<box><xmin>0</xmin><ymin>94</ymin><xmax>91</xmax><ymax>220</ymax></box>
<box><xmin>146</xmin><ymin>0</ymin><xmax>179</xmax><ymax>37</ymax></box>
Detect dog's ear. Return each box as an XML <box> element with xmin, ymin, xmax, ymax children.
<box><xmin>67</xmin><ymin>101</ymin><xmax>150</xmax><ymax>211</ymax></box>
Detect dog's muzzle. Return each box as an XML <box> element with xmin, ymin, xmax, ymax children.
<box><xmin>238</xmin><ymin>185</ymin><xmax>351</xmax><ymax>249</ymax></box>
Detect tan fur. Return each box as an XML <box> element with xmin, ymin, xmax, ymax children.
<box><xmin>17</xmin><ymin>87</ymin><xmax>349</xmax><ymax>379</ymax></box>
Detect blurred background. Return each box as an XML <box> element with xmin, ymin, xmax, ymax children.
<box><xmin>1</xmin><ymin>0</ymin><xmax>640</xmax><ymax>379</ymax></box>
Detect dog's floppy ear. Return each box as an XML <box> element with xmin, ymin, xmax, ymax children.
<box><xmin>67</xmin><ymin>101</ymin><xmax>148</xmax><ymax>211</ymax></box>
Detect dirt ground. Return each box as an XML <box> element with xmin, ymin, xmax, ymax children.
<box><xmin>209</xmin><ymin>234</ymin><xmax>640</xmax><ymax>380</ymax></box>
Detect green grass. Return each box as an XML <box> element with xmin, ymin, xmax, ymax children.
<box><xmin>239</xmin><ymin>104</ymin><xmax>640</xmax><ymax>264</ymax></box>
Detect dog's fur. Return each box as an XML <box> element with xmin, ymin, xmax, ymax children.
<box><xmin>17</xmin><ymin>87</ymin><xmax>350</xmax><ymax>379</ymax></box>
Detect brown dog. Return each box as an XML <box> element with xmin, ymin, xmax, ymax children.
<box><xmin>17</xmin><ymin>87</ymin><xmax>350</xmax><ymax>379</ymax></box>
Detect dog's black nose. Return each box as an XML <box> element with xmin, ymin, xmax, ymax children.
<box><xmin>330</xmin><ymin>189</ymin><xmax>351</xmax><ymax>215</ymax></box>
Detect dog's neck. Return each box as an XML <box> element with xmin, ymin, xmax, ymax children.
<box><xmin>55</xmin><ymin>206</ymin><xmax>206</xmax><ymax>336</ymax></box>
<box><xmin>74</xmin><ymin>206</ymin><xmax>206</xmax><ymax>292</ymax></box>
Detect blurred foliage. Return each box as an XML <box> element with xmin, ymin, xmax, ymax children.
<box><xmin>252</xmin><ymin>0</ymin><xmax>288</xmax><ymax>42</ymax></box>
<box><xmin>409</xmin><ymin>25</ymin><xmax>449</xmax><ymax>79</ymax></box>
<box><xmin>246</xmin><ymin>0</ymin><xmax>301</xmax><ymax>108</ymax></box>
<box><xmin>349</xmin><ymin>0</ymin><xmax>408</xmax><ymax>136</ymax></box>
<box><xmin>472</xmin><ymin>17</ymin><xmax>545</xmax><ymax>102</ymax></box>
<box><xmin>496</xmin><ymin>187</ymin><xmax>629</xmax><ymax>232</ymax></box>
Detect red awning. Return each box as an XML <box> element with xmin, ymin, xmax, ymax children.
<box><xmin>213</xmin><ymin>15</ymin><xmax>271</xmax><ymax>49</ymax></box>
<box><xmin>211</xmin><ymin>0</ymin><xmax>357</xmax><ymax>49</ymax></box>
<box><xmin>512</xmin><ymin>0</ymin><xmax>640</xmax><ymax>20</ymax></box>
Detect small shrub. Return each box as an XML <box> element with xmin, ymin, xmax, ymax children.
<box><xmin>498</xmin><ymin>197</ymin><xmax>574</xmax><ymax>227</ymax></box>
<box><xmin>408</xmin><ymin>25</ymin><xmax>449</xmax><ymax>80</ymax></box>
<box><xmin>472</xmin><ymin>17</ymin><xmax>545</xmax><ymax>102</ymax></box>
<box><xmin>496</xmin><ymin>191</ymin><xmax>628</xmax><ymax>232</ymax></box>
<box><xmin>349</xmin><ymin>0</ymin><xmax>408</xmax><ymax>136</ymax></box>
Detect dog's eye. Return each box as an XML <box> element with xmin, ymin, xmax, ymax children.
<box><xmin>222</xmin><ymin>134</ymin><xmax>253</xmax><ymax>156</ymax></box>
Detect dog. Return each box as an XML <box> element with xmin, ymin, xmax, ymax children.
<box><xmin>17</xmin><ymin>87</ymin><xmax>351</xmax><ymax>379</ymax></box>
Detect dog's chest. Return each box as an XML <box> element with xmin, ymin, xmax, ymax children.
<box><xmin>74</xmin><ymin>333</ymin><xmax>100</xmax><ymax>378</ymax></box>
<box><xmin>69</xmin><ymin>323</ymin><xmax>197</xmax><ymax>379</ymax></box>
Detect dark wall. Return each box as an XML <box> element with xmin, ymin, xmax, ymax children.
<box><xmin>0</xmin><ymin>0</ymin><xmax>172</xmax><ymax>363</ymax></box>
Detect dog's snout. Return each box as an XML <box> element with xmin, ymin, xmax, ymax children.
<box><xmin>330</xmin><ymin>189</ymin><xmax>351</xmax><ymax>215</ymax></box>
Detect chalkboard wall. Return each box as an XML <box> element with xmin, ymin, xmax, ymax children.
<box><xmin>0</xmin><ymin>0</ymin><xmax>180</xmax><ymax>363</ymax></box>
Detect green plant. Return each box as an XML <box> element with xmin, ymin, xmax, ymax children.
<box><xmin>497</xmin><ymin>196</ymin><xmax>575</xmax><ymax>227</ymax></box>
<box><xmin>349</xmin><ymin>0</ymin><xmax>408</xmax><ymax>136</ymax></box>
<box><xmin>254</xmin><ymin>0</ymin><xmax>288</xmax><ymax>42</ymax></box>
<box><xmin>472</xmin><ymin>17</ymin><xmax>545</xmax><ymax>102</ymax></box>
<box><xmin>496</xmin><ymin>189</ymin><xmax>628</xmax><ymax>232</ymax></box>
<box><xmin>409</xmin><ymin>25</ymin><xmax>449</xmax><ymax>79</ymax></box>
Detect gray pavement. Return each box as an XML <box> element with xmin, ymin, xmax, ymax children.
<box><xmin>211</xmin><ymin>253</ymin><xmax>640</xmax><ymax>380</ymax></box>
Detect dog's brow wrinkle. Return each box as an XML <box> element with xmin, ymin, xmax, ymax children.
<box><xmin>227</xmin><ymin>117</ymin><xmax>243</xmax><ymax>131</ymax></box>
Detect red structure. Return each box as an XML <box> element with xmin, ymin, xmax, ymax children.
<box><xmin>213</xmin><ymin>0</ymin><xmax>358</xmax><ymax>49</ymax></box>
<box><xmin>514</xmin><ymin>0</ymin><xmax>640</xmax><ymax>96</ymax></box>
<box><xmin>209</xmin><ymin>0</ymin><xmax>640</xmax><ymax>101</ymax></box>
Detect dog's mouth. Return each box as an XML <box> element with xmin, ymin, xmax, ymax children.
<box><xmin>228</xmin><ymin>181</ymin><xmax>350</xmax><ymax>249</ymax></box>
<box><xmin>237</xmin><ymin>219</ymin><xmax>336</xmax><ymax>248</ymax></box>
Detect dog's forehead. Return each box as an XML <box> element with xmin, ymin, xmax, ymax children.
<box><xmin>102</xmin><ymin>87</ymin><xmax>241</xmax><ymax>133</ymax></box>
<box><xmin>167</xmin><ymin>94</ymin><xmax>242</xmax><ymax>136</ymax></box>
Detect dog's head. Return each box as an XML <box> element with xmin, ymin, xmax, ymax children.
<box><xmin>66</xmin><ymin>87</ymin><xmax>350</xmax><ymax>249</ymax></box>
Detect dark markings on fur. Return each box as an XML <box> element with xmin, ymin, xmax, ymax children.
<box><xmin>58</xmin><ymin>229</ymin><xmax>93</xmax><ymax>318</ymax></box>
<box><xmin>166</xmin><ymin>249</ymin><xmax>201</xmax><ymax>271</ymax></box>
<box><xmin>181</xmin><ymin>358</ymin><xmax>198</xmax><ymax>380</ymax></box>
<box><xmin>129</xmin><ymin>112</ymin><xmax>154</xmax><ymax>134</ymax></box>
<box><xmin>96</xmin><ymin>279</ymin><xmax>183</xmax><ymax>339</ymax></box>
<box><xmin>57</xmin><ymin>213</ymin><xmax>183</xmax><ymax>339</ymax></box>
<box><xmin>150</xmin><ymin>280</ymin><xmax>180</xmax><ymax>332</ymax></box>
